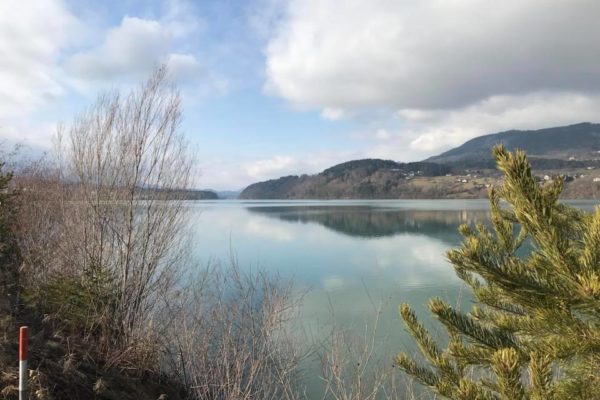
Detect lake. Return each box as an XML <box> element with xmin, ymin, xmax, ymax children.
<box><xmin>186</xmin><ymin>199</ymin><xmax>598</xmax><ymax>397</ymax></box>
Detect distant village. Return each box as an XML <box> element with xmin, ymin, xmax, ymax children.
<box><xmin>390</xmin><ymin>166</ymin><xmax>600</xmax><ymax>186</ymax></box>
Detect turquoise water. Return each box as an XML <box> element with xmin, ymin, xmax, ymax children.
<box><xmin>185</xmin><ymin>199</ymin><xmax>598</xmax><ymax>397</ymax></box>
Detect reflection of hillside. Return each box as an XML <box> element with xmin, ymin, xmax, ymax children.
<box><xmin>246</xmin><ymin>206</ymin><xmax>490</xmax><ymax>242</ymax></box>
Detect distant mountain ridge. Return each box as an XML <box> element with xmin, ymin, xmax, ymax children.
<box><xmin>428</xmin><ymin>122</ymin><xmax>600</xmax><ymax>164</ymax></box>
<box><xmin>239</xmin><ymin>123</ymin><xmax>600</xmax><ymax>199</ymax></box>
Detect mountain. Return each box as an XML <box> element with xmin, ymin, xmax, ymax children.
<box><xmin>172</xmin><ymin>189</ymin><xmax>219</xmax><ymax>200</ymax></box>
<box><xmin>213</xmin><ymin>190</ymin><xmax>241</xmax><ymax>199</ymax></box>
<box><xmin>137</xmin><ymin>188</ymin><xmax>218</xmax><ymax>200</ymax></box>
<box><xmin>239</xmin><ymin>159</ymin><xmax>451</xmax><ymax>199</ymax></box>
<box><xmin>239</xmin><ymin>123</ymin><xmax>600</xmax><ymax>200</ymax></box>
<box><xmin>428</xmin><ymin>122</ymin><xmax>600</xmax><ymax>164</ymax></box>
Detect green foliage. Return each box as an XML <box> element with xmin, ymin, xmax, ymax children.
<box><xmin>396</xmin><ymin>146</ymin><xmax>600</xmax><ymax>399</ymax></box>
<box><xmin>322</xmin><ymin>159</ymin><xmax>450</xmax><ymax>178</ymax></box>
<box><xmin>23</xmin><ymin>263</ymin><xmax>120</xmax><ymax>344</ymax></box>
<box><xmin>0</xmin><ymin>161</ymin><xmax>19</xmax><ymax>330</ymax></box>
<box><xmin>0</xmin><ymin>162</ymin><xmax>17</xmax><ymax>375</ymax></box>
<box><xmin>0</xmin><ymin>162</ymin><xmax>16</xmax><ymax>264</ymax></box>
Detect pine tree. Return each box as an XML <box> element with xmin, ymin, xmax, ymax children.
<box><xmin>396</xmin><ymin>146</ymin><xmax>600</xmax><ymax>400</ymax></box>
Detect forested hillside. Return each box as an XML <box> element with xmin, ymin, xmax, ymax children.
<box><xmin>239</xmin><ymin>160</ymin><xmax>452</xmax><ymax>199</ymax></box>
<box><xmin>240</xmin><ymin>123</ymin><xmax>600</xmax><ymax>199</ymax></box>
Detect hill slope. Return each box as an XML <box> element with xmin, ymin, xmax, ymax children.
<box><xmin>239</xmin><ymin>159</ymin><xmax>451</xmax><ymax>199</ymax></box>
<box><xmin>428</xmin><ymin>122</ymin><xmax>600</xmax><ymax>164</ymax></box>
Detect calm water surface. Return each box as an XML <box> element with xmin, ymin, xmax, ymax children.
<box><xmin>186</xmin><ymin>199</ymin><xmax>598</xmax><ymax>397</ymax></box>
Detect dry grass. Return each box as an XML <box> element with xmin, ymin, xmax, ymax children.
<box><xmin>158</xmin><ymin>260</ymin><xmax>308</xmax><ymax>400</ymax></box>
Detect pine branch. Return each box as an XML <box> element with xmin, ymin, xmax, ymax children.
<box><xmin>429</xmin><ymin>298</ymin><xmax>518</xmax><ymax>351</ymax></box>
<box><xmin>528</xmin><ymin>351</ymin><xmax>553</xmax><ymax>400</ymax></box>
<box><xmin>394</xmin><ymin>353</ymin><xmax>439</xmax><ymax>388</ymax></box>
<box><xmin>490</xmin><ymin>348</ymin><xmax>525</xmax><ymax>400</ymax></box>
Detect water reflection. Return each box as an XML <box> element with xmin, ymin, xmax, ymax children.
<box><xmin>189</xmin><ymin>201</ymin><xmax>494</xmax><ymax>290</ymax></box>
<box><xmin>188</xmin><ymin>201</ymin><xmax>495</xmax><ymax>398</ymax></box>
<box><xmin>187</xmin><ymin>200</ymin><xmax>599</xmax><ymax>397</ymax></box>
<box><xmin>246</xmin><ymin>205</ymin><xmax>490</xmax><ymax>243</ymax></box>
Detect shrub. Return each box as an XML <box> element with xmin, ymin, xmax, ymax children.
<box><xmin>160</xmin><ymin>263</ymin><xmax>305</xmax><ymax>400</ymax></box>
<box><xmin>22</xmin><ymin>264</ymin><xmax>119</xmax><ymax>346</ymax></box>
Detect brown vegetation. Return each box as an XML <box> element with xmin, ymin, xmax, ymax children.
<box><xmin>1</xmin><ymin>67</ymin><xmax>409</xmax><ymax>400</ymax></box>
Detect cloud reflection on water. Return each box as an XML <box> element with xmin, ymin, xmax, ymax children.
<box><xmin>187</xmin><ymin>201</ymin><xmax>491</xmax><ymax>396</ymax></box>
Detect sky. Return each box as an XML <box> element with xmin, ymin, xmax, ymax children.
<box><xmin>1</xmin><ymin>0</ymin><xmax>600</xmax><ymax>190</ymax></box>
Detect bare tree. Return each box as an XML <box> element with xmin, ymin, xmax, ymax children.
<box><xmin>42</xmin><ymin>66</ymin><xmax>193</xmax><ymax>345</ymax></box>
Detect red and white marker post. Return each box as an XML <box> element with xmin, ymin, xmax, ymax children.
<box><xmin>19</xmin><ymin>326</ymin><xmax>28</xmax><ymax>400</ymax></box>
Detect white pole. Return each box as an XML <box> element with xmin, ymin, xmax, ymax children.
<box><xmin>19</xmin><ymin>326</ymin><xmax>27</xmax><ymax>400</ymax></box>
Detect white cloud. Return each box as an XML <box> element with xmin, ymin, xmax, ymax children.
<box><xmin>265</xmin><ymin>0</ymin><xmax>600</xmax><ymax>159</ymax></box>
<box><xmin>245</xmin><ymin>155</ymin><xmax>297</xmax><ymax>179</ymax></box>
<box><xmin>374</xmin><ymin>129</ymin><xmax>391</xmax><ymax>141</ymax></box>
<box><xmin>321</xmin><ymin>108</ymin><xmax>344</xmax><ymax>121</ymax></box>
<box><xmin>408</xmin><ymin>92</ymin><xmax>600</xmax><ymax>153</ymax></box>
<box><xmin>242</xmin><ymin>151</ymin><xmax>358</xmax><ymax>182</ymax></box>
<box><xmin>266</xmin><ymin>0</ymin><xmax>600</xmax><ymax>111</ymax></box>
<box><xmin>0</xmin><ymin>0</ymin><xmax>78</xmax><ymax>119</ymax></box>
<box><xmin>0</xmin><ymin>1</ymin><xmax>217</xmax><ymax>151</ymax></box>
<box><xmin>160</xmin><ymin>0</ymin><xmax>204</xmax><ymax>39</ymax></box>
<box><xmin>243</xmin><ymin>219</ymin><xmax>296</xmax><ymax>242</ymax></box>
<box><xmin>67</xmin><ymin>16</ymin><xmax>202</xmax><ymax>84</ymax></box>
<box><xmin>167</xmin><ymin>53</ymin><xmax>203</xmax><ymax>82</ymax></box>
<box><xmin>195</xmin><ymin>150</ymin><xmax>359</xmax><ymax>190</ymax></box>
<box><xmin>0</xmin><ymin>120</ymin><xmax>56</xmax><ymax>151</ymax></box>
<box><xmin>67</xmin><ymin>16</ymin><xmax>170</xmax><ymax>80</ymax></box>
<box><xmin>363</xmin><ymin>91</ymin><xmax>600</xmax><ymax>161</ymax></box>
